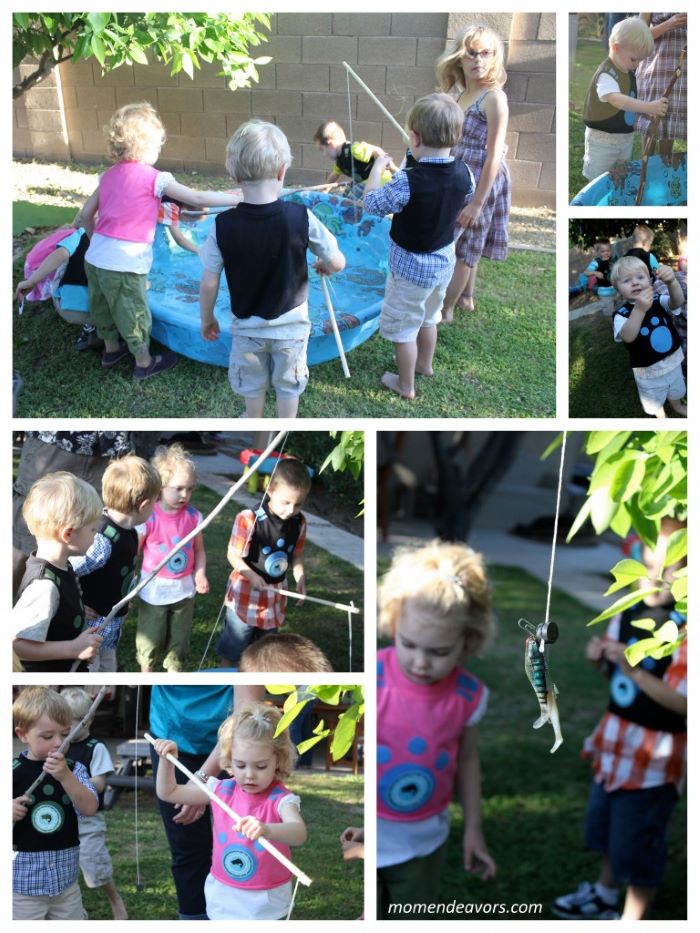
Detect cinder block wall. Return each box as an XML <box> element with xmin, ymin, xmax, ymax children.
<box><xmin>13</xmin><ymin>12</ymin><xmax>555</xmax><ymax>208</ymax></box>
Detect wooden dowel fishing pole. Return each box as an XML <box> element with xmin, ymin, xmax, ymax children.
<box><xmin>264</xmin><ymin>586</ymin><xmax>361</xmax><ymax>614</ymax></box>
<box><xmin>321</xmin><ymin>276</ymin><xmax>351</xmax><ymax>378</ymax></box>
<box><xmin>342</xmin><ymin>61</ymin><xmax>410</xmax><ymax>143</ymax></box>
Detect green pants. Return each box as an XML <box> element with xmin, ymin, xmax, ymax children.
<box><xmin>135</xmin><ymin>596</ymin><xmax>194</xmax><ymax>671</ymax></box>
<box><xmin>85</xmin><ymin>261</ymin><xmax>151</xmax><ymax>355</ymax></box>
<box><xmin>377</xmin><ymin>840</ymin><xmax>448</xmax><ymax>920</ymax></box>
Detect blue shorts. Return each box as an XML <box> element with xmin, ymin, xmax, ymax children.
<box><xmin>584</xmin><ymin>780</ymin><xmax>679</xmax><ymax>887</ymax></box>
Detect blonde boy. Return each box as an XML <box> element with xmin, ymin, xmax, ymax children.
<box><xmin>13</xmin><ymin>687</ymin><xmax>99</xmax><ymax>920</ymax></box>
<box><xmin>70</xmin><ymin>455</ymin><xmax>162</xmax><ymax>672</ymax></box>
<box><xmin>13</xmin><ymin>473</ymin><xmax>103</xmax><ymax>671</ymax></box>
<box><xmin>625</xmin><ymin>223</ymin><xmax>659</xmax><ymax>278</ymax></box>
<box><xmin>583</xmin><ymin>17</ymin><xmax>667</xmax><ymax>180</ymax></box>
<box><xmin>199</xmin><ymin>119</ymin><xmax>345</xmax><ymax>418</ymax></box>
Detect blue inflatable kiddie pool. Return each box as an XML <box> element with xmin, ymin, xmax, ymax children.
<box><xmin>571</xmin><ymin>154</ymin><xmax>687</xmax><ymax>207</ymax></box>
<box><xmin>147</xmin><ymin>190</ymin><xmax>390</xmax><ymax>367</ymax></box>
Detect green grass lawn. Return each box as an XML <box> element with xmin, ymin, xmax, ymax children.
<box><xmin>81</xmin><ymin>771</ymin><xmax>364</xmax><ymax>920</ymax></box>
<box><xmin>569</xmin><ymin>312</ymin><xmax>685</xmax><ymax>418</ymax></box>
<box><xmin>114</xmin><ymin>483</ymin><xmax>364</xmax><ymax>672</ymax></box>
<box><xmin>377</xmin><ymin>563</ymin><xmax>686</xmax><ymax>919</ymax></box>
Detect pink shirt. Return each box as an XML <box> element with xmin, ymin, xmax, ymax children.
<box><xmin>94</xmin><ymin>162</ymin><xmax>161</xmax><ymax>243</ymax></box>
<box><xmin>377</xmin><ymin>646</ymin><xmax>486</xmax><ymax>821</ymax></box>
<box><xmin>140</xmin><ymin>503</ymin><xmax>201</xmax><ymax>579</ymax></box>
<box><xmin>210</xmin><ymin>779</ymin><xmax>294</xmax><ymax>890</ymax></box>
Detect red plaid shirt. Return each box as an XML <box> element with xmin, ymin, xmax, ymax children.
<box><xmin>583</xmin><ymin>618</ymin><xmax>687</xmax><ymax>794</ymax></box>
<box><xmin>224</xmin><ymin>508</ymin><xmax>306</xmax><ymax>629</ymax></box>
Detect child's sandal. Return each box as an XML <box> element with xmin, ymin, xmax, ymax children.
<box><xmin>101</xmin><ymin>342</ymin><xmax>130</xmax><ymax>369</ymax></box>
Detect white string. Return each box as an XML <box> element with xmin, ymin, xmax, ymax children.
<box><xmin>345</xmin><ymin>68</ymin><xmax>356</xmax><ymax>191</ymax></box>
<box><xmin>544</xmin><ymin>433</ymin><xmax>568</xmax><ymax>625</ymax></box>
<box><xmin>348</xmin><ymin>602</ymin><xmax>354</xmax><ymax>671</ymax></box>
<box><xmin>134</xmin><ymin>685</ymin><xmax>142</xmax><ymax>892</ymax></box>
<box><xmin>197</xmin><ymin>599</ymin><xmax>227</xmax><ymax>671</ymax></box>
<box><xmin>285</xmin><ymin>877</ymin><xmax>301</xmax><ymax>920</ymax></box>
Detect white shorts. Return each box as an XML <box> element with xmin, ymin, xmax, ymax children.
<box><xmin>583</xmin><ymin>127</ymin><xmax>635</xmax><ymax>180</ymax></box>
<box><xmin>79</xmin><ymin>824</ymin><xmax>115</xmax><ymax>887</ymax></box>
<box><xmin>13</xmin><ymin>881</ymin><xmax>87</xmax><ymax>920</ymax></box>
<box><xmin>634</xmin><ymin>362</ymin><xmax>686</xmax><ymax>415</ymax></box>
<box><xmin>379</xmin><ymin>272</ymin><xmax>448</xmax><ymax>344</ymax></box>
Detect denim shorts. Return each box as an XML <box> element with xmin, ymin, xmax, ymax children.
<box><xmin>584</xmin><ymin>780</ymin><xmax>679</xmax><ymax>887</ymax></box>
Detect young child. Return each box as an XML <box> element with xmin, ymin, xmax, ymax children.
<box><xmin>436</xmin><ymin>24</ymin><xmax>511</xmax><ymax>318</ymax></box>
<box><xmin>376</xmin><ymin>540</ymin><xmax>496</xmax><ymax>917</ymax></box>
<box><xmin>135</xmin><ymin>443</ymin><xmax>209</xmax><ymax>672</ymax></box>
<box><xmin>313</xmin><ymin>121</ymin><xmax>397</xmax><ymax>186</ymax></box>
<box><xmin>62</xmin><ymin>687</ymin><xmax>128</xmax><ymax>920</ymax></box>
<box><xmin>217</xmin><ymin>458</ymin><xmax>310</xmax><ymax>667</ymax></box>
<box><xmin>585</xmin><ymin>238</ymin><xmax>614</xmax><ymax>289</ymax></box>
<box><xmin>364</xmin><ymin>93</ymin><xmax>474</xmax><ymax>398</ymax></box>
<box><xmin>13</xmin><ymin>687</ymin><xmax>99</xmax><ymax>920</ymax></box>
<box><xmin>13</xmin><ymin>472</ymin><xmax>103</xmax><ymax>672</ymax></box>
<box><xmin>239</xmin><ymin>632</ymin><xmax>333</xmax><ymax>673</ymax></box>
<box><xmin>625</xmin><ymin>223</ymin><xmax>659</xmax><ymax>279</ymax></box>
<box><xmin>610</xmin><ymin>255</ymin><xmax>686</xmax><ymax>418</ymax></box>
<box><xmin>552</xmin><ymin>517</ymin><xmax>686</xmax><ymax>921</ymax></box>
<box><xmin>582</xmin><ymin>17</ymin><xmax>667</xmax><ymax>181</ymax></box>
<box><xmin>70</xmin><ymin>454</ymin><xmax>162</xmax><ymax>672</ymax></box>
<box><xmin>77</xmin><ymin>101</ymin><xmax>241</xmax><ymax>381</ymax></box>
<box><xmin>199</xmin><ymin>119</ymin><xmax>346</xmax><ymax>418</ymax></box>
<box><xmin>157</xmin><ymin>195</ymin><xmax>200</xmax><ymax>254</ymax></box>
<box><xmin>153</xmin><ymin>702</ymin><xmax>307</xmax><ymax>920</ymax></box>
<box><xmin>635</xmin><ymin>13</ymin><xmax>687</xmax><ymax>159</ymax></box>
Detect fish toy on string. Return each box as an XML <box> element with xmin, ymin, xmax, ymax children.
<box><xmin>518</xmin><ymin>618</ymin><xmax>563</xmax><ymax>754</ymax></box>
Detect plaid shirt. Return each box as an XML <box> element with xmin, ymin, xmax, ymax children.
<box><xmin>224</xmin><ymin>509</ymin><xmax>307</xmax><ymax>629</ymax></box>
<box><xmin>583</xmin><ymin>622</ymin><xmax>687</xmax><ymax>794</ymax></box>
<box><xmin>363</xmin><ymin>157</ymin><xmax>457</xmax><ymax>288</ymax></box>
<box><xmin>13</xmin><ymin>758</ymin><xmax>97</xmax><ymax>896</ymax></box>
<box><xmin>70</xmin><ymin>529</ymin><xmax>124</xmax><ymax>650</ymax></box>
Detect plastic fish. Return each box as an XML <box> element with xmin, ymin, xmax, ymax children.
<box><xmin>524</xmin><ymin>635</ymin><xmax>563</xmax><ymax>754</ymax></box>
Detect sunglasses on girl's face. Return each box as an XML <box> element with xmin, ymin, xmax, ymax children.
<box><xmin>463</xmin><ymin>48</ymin><xmax>495</xmax><ymax>60</ymax></box>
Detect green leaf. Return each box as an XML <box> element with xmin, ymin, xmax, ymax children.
<box><xmin>610</xmin><ymin>456</ymin><xmax>646</xmax><ymax>503</ymax></box>
<box><xmin>588</xmin><ymin>588</ymin><xmax>660</xmax><ymax>626</ymax></box>
<box><xmin>87</xmin><ymin>12</ymin><xmax>111</xmax><ymax>34</ymax></box>
<box><xmin>670</xmin><ymin>574</ymin><xmax>687</xmax><ymax>603</ymax></box>
<box><xmin>609</xmin><ymin>502</ymin><xmax>632</xmax><ymax>538</ymax></box>
<box><xmin>310</xmin><ymin>685</ymin><xmax>344</xmax><ymax>705</ymax></box>
<box><xmin>264</xmin><ymin>684</ymin><xmax>295</xmax><ymax>695</ymax></box>
<box><xmin>604</xmin><ymin>559</ymin><xmax>648</xmax><ymax>596</ymax></box>
<box><xmin>566</xmin><ymin>496</ymin><xmax>593</xmax><ymax>542</ymax></box>
<box><xmin>590</xmin><ymin>486</ymin><xmax>618</xmax><ymax>534</ymax></box>
<box><xmin>296</xmin><ymin>734</ymin><xmax>327</xmax><ymax>755</ymax></box>
<box><xmin>13</xmin><ymin>13</ymin><xmax>30</xmax><ymax>28</ymax></box>
<box><xmin>91</xmin><ymin>34</ymin><xmax>106</xmax><ymax>65</ymax></box>
<box><xmin>654</xmin><ymin>620</ymin><xmax>679</xmax><ymax>644</ymax></box>
<box><xmin>181</xmin><ymin>49</ymin><xmax>194</xmax><ymax>79</ymax></box>
<box><xmin>587</xmin><ymin>431</ymin><xmax>622</xmax><ymax>454</ymax></box>
<box><xmin>540</xmin><ymin>432</ymin><xmax>564</xmax><ymax>460</ymax></box>
<box><xmin>663</xmin><ymin>528</ymin><xmax>687</xmax><ymax>567</ymax></box>
<box><xmin>275</xmin><ymin>698</ymin><xmax>310</xmax><ymax>736</ymax></box>
<box><xmin>330</xmin><ymin>705</ymin><xmax>360</xmax><ymax>761</ymax></box>
<box><xmin>630</xmin><ymin>617</ymin><xmax>657</xmax><ymax>631</ymax></box>
<box><xmin>625</xmin><ymin>637</ymin><xmax>661</xmax><ymax>666</ymax></box>
<box><xmin>128</xmin><ymin>43</ymin><xmax>149</xmax><ymax>65</ymax></box>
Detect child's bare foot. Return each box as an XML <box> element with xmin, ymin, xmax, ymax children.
<box><xmin>456</xmin><ymin>295</ymin><xmax>475</xmax><ymax>311</ymax></box>
<box><xmin>415</xmin><ymin>367</ymin><xmax>434</xmax><ymax>377</ymax></box>
<box><xmin>380</xmin><ymin>372</ymin><xmax>416</xmax><ymax>399</ymax></box>
<box><xmin>668</xmin><ymin>398</ymin><xmax>687</xmax><ymax>416</ymax></box>
<box><xmin>440</xmin><ymin>305</ymin><xmax>454</xmax><ymax>324</ymax></box>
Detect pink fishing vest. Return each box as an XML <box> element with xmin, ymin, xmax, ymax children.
<box><xmin>94</xmin><ymin>162</ymin><xmax>161</xmax><ymax>243</ymax></box>
<box><xmin>210</xmin><ymin>779</ymin><xmax>293</xmax><ymax>890</ymax></box>
<box><xmin>141</xmin><ymin>503</ymin><xmax>201</xmax><ymax>579</ymax></box>
<box><xmin>377</xmin><ymin>646</ymin><xmax>486</xmax><ymax>821</ymax></box>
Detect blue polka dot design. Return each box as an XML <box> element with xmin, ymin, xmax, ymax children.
<box><xmin>378</xmin><ymin>736</ymin><xmax>450</xmax><ymax>814</ymax></box>
<box><xmin>264</xmin><ymin>551</ymin><xmax>288</xmax><ymax>577</ymax></box>
<box><xmin>221</xmin><ymin>844</ymin><xmax>257</xmax><ymax>882</ymax></box>
<box><xmin>640</xmin><ymin>316</ymin><xmax>673</xmax><ymax>353</ymax></box>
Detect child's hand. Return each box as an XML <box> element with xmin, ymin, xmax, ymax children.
<box><xmin>294</xmin><ymin>574</ymin><xmax>306</xmax><ymax>604</ymax></box>
<box><xmin>195</xmin><ymin>570</ymin><xmax>210</xmax><ymax>594</ymax></box>
<box><xmin>463</xmin><ymin>827</ymin><xmax>496</xmax><ymax>880</ymax></box>
<box><xmin>13</xmin><ymin>795</ymin><xmax>31</xmax><ymax>821</ymax></box>
<box><xmin>602</xmin><ymin>640</ymin><xmax>634</xmax><ymax>675</ymax></box>
<box><xmin>14</xmin><ymin>281</ymin><xmax>34</xmax><ymax>302</ymax></box>
<box><xmin>154</xmin><ymin>738</ymin><xmax>179</xmax><ymax>760</ymax></box>
<box><xmin>633</xmin><ymin>285</ymin><xmax>655</xmax><ymax>313</ymax></box>
<box><xmin>237</xmin><ymin>815</ymin><xmax>267</xmax><ymax>841</ymax></box>
<box><xmin>585</xmin><ymin>636</ymin><xmax>605</xmax><ymax>662</ymax></box>
<box><xmin>340</xmin><ymin>826</ymin><xmax>364</xmax><ymax>860</ymax></box>
<box><xmin>313</xmin><ymin>258</ymin><xmax>335</xmax><ymax>276</ymax></box>
<box><xmin>84</xmin><ymin>604</ymin><xmax>99</xmax><ymax>622</ymax></box>
<box><xmin>74</xmin><ymin>630</ymin><xmax>102</xmax><ymax>660</ymax></box>
<box><xmin>648</xmin><ymin>97</ymin><xmax>669</xmax><ymax>117</ymax></box>
<box><xmin>201</xmin><ymin>316</ymin><xmax>220</xmax><ymax>341</ymax></box>
<box><xmin>248</xmin><ymin>570</ymin><xmax>268</xmax><ymax>590</ymax></box>
<box><xmin>655</xmin><ymin>264</ymin><xmax>676</xmax><ymax>285</ymax></box>
<box><xmin>456</xmin><ymin>201</ymin><xmax>482</xmax><ymax>229</ymax></box>
<box><xmin>43</xmin><ymin>750</ymin><xmax>70</xmax><ymax>782</ymax></box>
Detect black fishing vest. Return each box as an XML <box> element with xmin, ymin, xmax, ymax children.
<box><xmin>68</xmin><ymin>737</ymin><xmax>105</xmax><ymax>810</ymax></box>
<box><xmin>13</xmin><ymin>755</ymin><xmax>81</xmax><ymax>851</ymax></box>
<box><xmin>607</xmin><ymin>604</ymin><xmax>686</xmax><ymax>732</ymax></box>
<box><xmin>390</xmin><ymin>160</ymin><xmax>473</xmax><ymax>254</ymax></box>
<box><xmin>584</xmin><ymin>59</ymin><xmax>638</xmax><ymax>133</ymax></box>
<box><xmin>17</xmin><ymin>555</ymin><xmax>87</xmax><ymax>673</ymax></box>
<box><xmin>78</xmin><ymin>513</ymin><xmax>138</xmax><ymax>617</ymax></box>
<box><xmin>59</xmin><ymin>232</ymin><xmax>89</xmax><ymax>288</ymax></box>
<box><xmin>593</xmin><ymin>256</ymin><xmax>612</xmax><ymax>286</ymax></box>
<box><xmin>625</xmin><ymin>248</ymin><xmax>656</xmax><ymax>279</ymax></box>
<box><xmin>215</xmin><ymin>201</ymin><xmax>309</xmax><ymax>321</ymax></box>
<box><xmin>243</xmin><ymin>505</ymin><xmax>303</xmax><ymax>584</ymax></box>
<box><xmin>614</xmin><ymin>296</ymin><xmax>681</xmax><ymax>368</ymax></box>
<box><xmin>336</xmin><ymin>142</ymin><xmax>374</xmax><ymax>182</ymax></box>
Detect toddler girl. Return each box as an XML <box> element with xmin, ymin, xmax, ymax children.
<box><xmin>377</xmin><ymin>540</ymin><xmax>496</xmax><ymax>918</ymax></box>
<box><xmin>79</xmin><ymin>101</ymin><xmax>240</xmax><ymax>380</ymax></box>
<box><xmin>135</xmin><ymin>443</ymin><xmax>208</xmax><ymax>671</ymax></box>
<box><xmin>153</xmin><ymin>702</ymin><xmax>307</xmax><ymax>920</ymax></box>
<box><xmin>436</xmin><ymin>25</ymin><xmax>511</xmax><ymax>320</ymax></box>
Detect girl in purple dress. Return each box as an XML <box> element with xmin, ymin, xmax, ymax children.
<box><xmin>436</xmin><ymin>25</ymin><xmax>511</xmax><ymax>321</ymax></box>
<box><xmin>635</xmin><ymin>13</ymin><xmax>687</xmax><ymax>159</ymax></box>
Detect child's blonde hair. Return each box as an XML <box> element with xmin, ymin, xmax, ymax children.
<box><xmin>609</xmin><ymin>17</ymin><xmax>654</xmax><ymax>58</ymax></box>
<box><xmin>218</xmin><ymin>703</ymin><xmax>297</xmax><ymax>778</ymax></box>
<box><xmin>240</xmin><ymin>633</ymin><xmax>334</xmax><ymax>672</ymax></box>
<box><xmin>407</xmin><ymin>93</ymin><xmax>464</xmax><ymax>148</ymax></box>
<box><xmin>379</xmin><ymin>540</ymin><xmax>493</xmax><ymax>658</ymax></box>
<box><xmin>102</xmin><ymin>455</ymin><xmax>162</xmax><ymax>513</ymax></box>
<box><xmin>436</xmin><ymin>25</ymin><xmax>507</xmax><ymax>93</ymax></box>
<box><xmin>151</xmin><ymin>443</ymin><xmax>196</xmax><ymax>488</ymax></box>
<box><xmin>22</xmin><ymin>471</ymin><xmax>103</xmax><ymax>538</ymax></box>
<box><xmin>313</xmin><ymin>121</ymin><xmax>346</xmax><ymax>146</ymax></box>
<box><xmin>225</xmin><ymin>120</ymin><xmax>292</xmax><ymax>183</ymax></box>
<box><xmin>610</xmin><ymin>254</ymin><xmax>650</xmax><ymax>288</ymax></box>
<box><xmin>13</xmin><ymin>686</ymin><xmax>72</xmax><ymax>733</ymax></box>
<box><xmin>632</xmin><ymin>224</ymin><xmax>654</xmax><ymax>248</ymax></box>
<box><xmin>60</xmin><ymin>687</ymin><xmax>94</xmax><ymax>722</ymax></box>
<box><xmin>106</xmin><ymin>101</ymin><xmax>166</xmax><ymax>163</ymax></box>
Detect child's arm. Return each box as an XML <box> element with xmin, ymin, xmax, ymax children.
<box><xmin>238</xmin><ymin>800</ymin><xmax>308</xmax><ymax>846</ymax></box>
<box><xmin>458</xmin><ymin>725</ymin><xmax>496</xmax><ymax>879</ymax></box>
<box><xmin>15</xmin><ymin>245</ymin><xmax>71</xmax><ymax>302</ymax></box>
<box><xmin>227</xmin><ymin>513</ymin><xmax>268</xmax><ymax>589</ymax></box>
<box><xmin>162</xmin><ymin>179</ymin><xmax>243</xmax><ymax>210</ymax></box>
<box><xmin>602</xmin><ymin>641</ymin><xmax>687</xmax><ymax>716</ymax></box>
<box><xmin>13</xmin><ymin>579</ymin><xmax>101</xmax><ymax>661</ymax></box>
<box><xmin>601</xmin><ymin>90</ymin><xmax>668</xmax><ymax>117</ymax></box>
<box><xmin>340</xmin><ymin>826</ymin><xmax>365</xmax><ymax>860</ymax></box>
<box><xmin>153</xmin><ymin>739</ymin><xmax>210</xmax><ymax>806</ymax></box>
<box><xmin>199</xmin><ymin>269</ymin><xmax>222</xmax><ymax>341</ymax></box>
<box><xmin>308</xmin><ymin>212</ymin><xmax>346</xmax><ymax>276</ymax></box>
<box><xmin>618</xmin><ymin>287</ymin><xmax>655</xmax><ymax>342</ymax></box>
<box><xmin>194</xmin><ymin>532</ymin><xmax>209</xmax><ymax>594</ymax></box>
<box><xmin>13</xmin><ymin>795</ymin><xmax>31</xmax><ymax>822</ymax></box>
<box><xmin>167</xmin><ymin>224</ymin><xmax>199</xmax><ymax>254</ymax></box>
<box><xmin>13</xmin><ymin>630</ymin><xmax>102</xmax><ymax>663</ymax></box>
<box><xmin>74</xmin><ymin>188</ymin><xmax>99</xmax><ymax>228</ymax></box>
<box><xmin>457</xmin><ymin>90</ymin><xmax>508</xmax><ymax>229</ymax></box>
<box><xmin>655</xmin><ymin>265</ymin><xmax>684</xmax><ymax>310</ymax></box>
<box><xmin>43</xmin><ymin>754</ymin><xmax>99</xmax><ymax>816</ymax></box>
<box><xmin>290</xmin><ymin>516</ymin><xmax>307</xmax><ymax>596</ymax></box>
<box><xmin>364</xmin><ymin>154</ymin><xmax>394</xmax><ymax>194</ymax></box>
<box><xmin>291</xmin><ymin>559</ymin><xmax>306</xmax><ymax>597</ymax></box>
